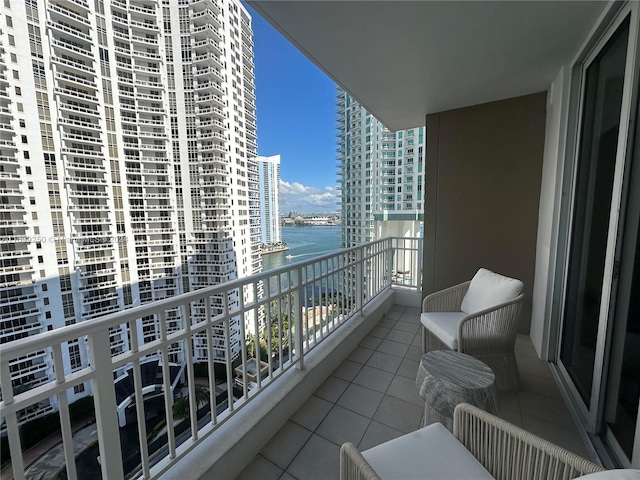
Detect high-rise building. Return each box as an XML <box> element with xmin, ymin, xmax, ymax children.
<box><xmin>337</xmin><ymin>89</ymin><xmax>424</xmax><ymax>248</ymax></box>
<box><xmin>0</xmin><ymin>0</ymin><xmax>258</xmax><ymax>421</ymax></box>
<box><xmin>257</xmin><ymin>154</ymin><xmax>282</xmax><ymax>247</ymax></box>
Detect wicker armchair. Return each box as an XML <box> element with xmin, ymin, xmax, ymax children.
<box><xmin>340</xmin><ymin>403</ymin><xmax>604</xmax><ymax>480</ymax></box>
<box><xmin>421</xmin><ymin>268</ymin><xmax>524</xmax><ymax>390</ymax></box>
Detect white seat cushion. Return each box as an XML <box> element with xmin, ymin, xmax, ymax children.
<box><xmin>362</xmin><ymin>422</ymin><xmax>493</xmax><ymax>480</ymax></box>
<box><xmin>577</xmin><ymin>470</ymin><xmax>640</xmax><ymax>479</ymax></box>
<box><xmin>420</xmin><ymin>312</ymin><xmax>467</xmax><ymax>350</ymax></box>
<box><xmin>461</xmin><ymin>268</ymin><xmax>524</xmax><ymax>315</ymax></box>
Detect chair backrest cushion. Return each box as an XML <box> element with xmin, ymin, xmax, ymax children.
<box><xmin>460</xmin><ymin>268</ymin><xmax>523</xmax><ymax>315</ymax></box>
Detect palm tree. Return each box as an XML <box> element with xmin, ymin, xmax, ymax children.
<box><xmin>172</xmin><ymin>385</ymin><xmax>209</xmax><ymax>421</ymax></box>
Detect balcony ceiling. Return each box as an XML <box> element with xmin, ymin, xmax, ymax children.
<box><xmin>248</xmin><ymin>1</ymin><xmax>608</xmax><ymax>130</ymax></box>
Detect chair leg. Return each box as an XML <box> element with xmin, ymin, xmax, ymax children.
<box><xmin>421</xmin><ymin>326</ymin><xmax>427</xmax><ymax>353</ymax></box>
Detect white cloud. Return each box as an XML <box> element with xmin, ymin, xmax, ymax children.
<box><xmin>279</xmin><ymin>180</ymin><xmax>319</xmax><ymax>195</ymax></box>
<box><xmin>279</xmin><ymin>180</ymin><xmax>339</xmax><ymax>213</ymax></box>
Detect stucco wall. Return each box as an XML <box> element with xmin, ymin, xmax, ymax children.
<box><xmin>422</xmin><ymin>92</ymin><xmax>547</xmax><ymax>334</ymax></box>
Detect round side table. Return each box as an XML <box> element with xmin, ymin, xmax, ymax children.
<box><xmin>416</xmin><ymin>350</ymin><xmax>499</xmax><ymax>431</ymax></box>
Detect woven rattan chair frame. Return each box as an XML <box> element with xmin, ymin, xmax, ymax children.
<box><xmin>421</xmin><ymin>281</ymin><xmax>524</xmax><ymax>390</ymax></box>
<box><xmin>339</xmin><ymin>403</ymin><xmax>604</xmax><ymax>480</ymax></box>
<box><xmin>453</xmin><ymin>403</ymin><xmax>604</xmax><ymax>480</ymax></box>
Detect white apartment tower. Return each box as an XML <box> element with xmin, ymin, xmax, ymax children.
<box><xmin>257</xmin><ymin>154</ymin><xmax>282</xmax><ymax>246</ymax></box>
<box><xmin>337</xmin><ymin>89</ymin><xmax>424</xmax><ymax>248</ymax></box>
<box><xmin>0</xmin><ymin>0</ymin><xmax>259</xmax><ymax>421</ymax></box>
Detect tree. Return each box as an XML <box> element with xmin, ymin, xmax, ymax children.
<box><xmin>246</xmin><ymin>333</ymin><xmax>269</xmax><ymax>362</ymax></box>
<box><xmin>268</xmin><ymin>312</ymin><xmax>290</xmax><ymax>354</ymax></box>
<box><xmin>172</xmin><ymin>385</ymin><xmax>209</xmax><ymax>421</ymax></box>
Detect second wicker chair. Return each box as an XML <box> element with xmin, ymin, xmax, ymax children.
<box><xmin>420</xmin><ymin>268</ymin><xmax>524</xmax><ymax>390</ymax></box>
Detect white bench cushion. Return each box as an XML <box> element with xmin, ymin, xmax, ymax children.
<box><xmin>421</xmin><ymin>312</ymin><xmax>466</xmax><ymax>350</ymax></box>
<box><xmin>461</xmin><ymin>268</ymin><xmax>523</xmax><ymax>315</ymax></box>
<box><xmin>362</xmin><ymin>422</ymin><xmax>493</xmax><ymax>480</ymax></box>
<box><xmin>577</xmin><ymin>470</ymin><xmax>640</xmax><ymax>479</ymax></box>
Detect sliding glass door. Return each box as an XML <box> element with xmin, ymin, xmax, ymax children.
<box><xmin>559</xmin><ymin>15</ymin><xmax>630</xmax><ymax>409</ymax></box>
<box><xmin>600</xmin><ymin>83</ymin><xmax>640</xmax><ymax>467</ymax></box>
<box><xmin>558</xmin><ymin>3</ymin><xmax>639</xmax><ymax>468</ymax></box>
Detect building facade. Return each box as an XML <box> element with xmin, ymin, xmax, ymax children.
<box><xmin>337</xmin><ymin>89</ymin><xmax>424</xmax><ymax>250</ymax></box>
<box><xmin>0</xmin><ymin>0</ymin><xmax>259</xmax><ymax>421</ymax></box>
<box><xmin>257</xmin><ymin>154</ymin><xmax>282</xmax><ymax>246</ymax></box>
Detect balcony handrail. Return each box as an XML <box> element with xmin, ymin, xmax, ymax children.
<box><xmin>0</xmin><ymin>236</ymin><xmax>422</xmax><ymax>480</ymax></box>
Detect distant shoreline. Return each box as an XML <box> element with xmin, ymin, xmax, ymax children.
<box><xmin>261</xmin><ymin>246</ymin><xmax>289</xmax><ymax>255</ymax></box>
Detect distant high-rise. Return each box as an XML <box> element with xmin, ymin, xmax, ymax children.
<box><xmin>337</xmin><ymin>89</ymin><xmax>424</xmax><ymax>248</ymax></box>
<box><xmin>257</xmin><ymin>155</ymin><xmax>282</xmax><ymax>246</ymax></box>
<box><xmin>0</xmin><ymin>0</ymin><xmax>258</xmax><ymax>422</ymax></box>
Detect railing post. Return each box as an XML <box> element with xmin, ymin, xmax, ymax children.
<box><xmin>293</xmin><ymin>266</ymin><xmax>304</xmax><ymax>370</ymax></box>
<box><xmin>355</xmin><ymin>247</ymin><xmax>363</xmax><ymax>313</ymax></box>
<box><xmin>387</xmin><ymin>238</ymin><xmax>394</xmax><ymax>286</ymax></box>
<box><xmin>87</xmin><ymin>329</ymin><xmax>124</xmax><ymax>480</ymax></box>
<box><xmin>1</xmin><ymin>360</ymin><xmax>25</xmax><ymax>480</ymax></box>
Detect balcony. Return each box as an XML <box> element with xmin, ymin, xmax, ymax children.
<box><xmin>236</xmin><ymin>326</ymin><xmax>590</xmax><ymax>479</ymax></box>
<box><xmin>0</xmin><ymin>238</ymin><xmax>423</xmax><ymax>480</ymax></box>
<box><xmin>0</xmin><ymin>233</ymin><xmax>596</xmax><ymax>480</ymax></box>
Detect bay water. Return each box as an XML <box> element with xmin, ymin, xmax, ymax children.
<box><xmin>261</xmin><ymin>225</ymin><xmax>342</xmax><ymax>272</ymax></box>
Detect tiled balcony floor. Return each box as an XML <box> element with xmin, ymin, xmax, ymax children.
<box><xmin>236</xmin><ymin>304</ymin><xmax>590</xmax><ymax>480</ymax></box>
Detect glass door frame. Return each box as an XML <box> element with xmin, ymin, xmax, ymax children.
<box><xmin>553</xmin><ymin>0</ymin><xmax>640</xmax><ymax>443</ymax></box>
<box><xmin>600</xmin><ymin>85</ymin><xmax>640</xmax><ymax>468</ymax></box>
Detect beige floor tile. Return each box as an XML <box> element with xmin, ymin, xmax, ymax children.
<box><xmin>316</xmin><ymin>405</ymin><xmax>371</xmax><ymax>446</ymax></box>
<box><xmin>497</xmin><ymin>391</ymin><xmax>520</xmax><ymax>412</ymax></box>
<box><xmin>373</xmin><ymin>395</ymin><xmax>423</xmax><ymax>433</ymax></box>
<box><xmin>261</xmin><ymin>421</ymin><xmax>312</xmax><ymax>470</ymax></box>
<box><xmin>314</xmin><ymin>376</ymin><xmax>349</xmax><ymax>403</ymax></box>
<box><xmin>521</xmin><ymin>414</ymin><xmax>590</xmax><ymax>458</ymax></box>
<box><xmin>360</xmin><ymin>335</ymin><xmax>383</xmax><ymax>350</ymax></box>
<box><xmin>497</xmin><ymin>408</ymin><xmax>524</xmax><ymax>428</ymax></box>
<box><xmin>386</xmin><ymin>309</ymin><xmax>403</xmax><ymax>319</ymax></box>
<box><xmin>385</xmin><ymin>329</ymin><xmax>415</xmax><ymax>345</ymax></box>
<box><xmin>377</xmin><ymin>317</ymin><xmax>397</xmax><ymax>329</ymax></box>
<box><xmin>393</xmin><ymin>320</ymin><xmax>420</xmax><ymax>335</ymax></box>
<box><xmin>291</xmin><ymin>395</ymin><xmax>333</xmax><ymax>431</ymax></box>
<box><xmin>517</xmin><ymin>355</ymin><xmax>553</xmax><ymax>378</ymax></box>
<box><xmin>337</xmin><ymin>383</ymin><xmax>385</xmax><ymax>418</ymax></box>
<box><xmin>352</xmin><ymin>365</ymin><xmax>394</xmax><ymax>393</ymax></box>
<box><xmin>236</xmin><ymin>455</ymin><xmax>283</xmax><ymax>480</ymax></box>
<box><xmin>386</xmin><ymin>375</ymin><xmax>424</xmax><ymax>407</ymax></box>
<box><xmin>333</xmin><ymin>359</ymin><xmax>363</xmax><ymax>381</ymax></box>
<box><xmin>358</xmin><ymin>420</ymin><xmax>404</xmax><ymax>451</ymax></box>
<box><xmin>286</xmin><ymin>434</ymin><xmax>340</xmax><ymax>480</ymax></box>
<box><xmin>396</xmin><ymin>358</ymin><xmax>420</xmax><ymax>380</ymax></box>
<box><xmin>370</xmin><ymin>326</ymin><xmax>392</xmax><ymax>338</ymax></box>
<box><xmin>404</xmin><ymin>307</ymin><xmax>421</xmax><ymax>316</ymax></box>
<box><xmin>405</xmin><ymin>345</ymin><xmax>423</xmax><ymax>361</ymax></box>
<box><xmin>366</xmin><ymin>351</ymin><xmax>402</xmax><ymax>374</ymax></box>
<box><xmin>518</xmin><ymin>390</ymin><xmax>575</xmax><ymax>428</ymax></box>
<box><xmin>377</xmin><ymin>339</ymin><xmax>410</xmax><ymax>358</ymax></box>
<box><xmin>519</xmin><ymin>372</ymin><xmax>564</xmax><ymax>400</ymax></box>
<box><xmin>514</xmin><ymin>341</ymin><xmax>540</xmax><ymax>360</ymax></box>
<box><xmin>348</xmin><ymin>346</ymin><xmax>375</xmax><ymax>364</ymax></box>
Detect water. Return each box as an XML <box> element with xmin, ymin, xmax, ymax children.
<box><xmin>262</xmin><ymin>225</ymin><xmax>342</xmax><ymax>272</ymax></box>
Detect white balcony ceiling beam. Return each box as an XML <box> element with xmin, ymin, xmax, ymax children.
<box><xmin>248</xmin><ymin>1</ymin><xmax>608</xmax><ymax>130</ymax></box>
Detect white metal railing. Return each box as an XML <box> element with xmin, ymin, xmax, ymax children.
<box><xmin>0</xmin><ymin>237</ymin><xmax>422</xmax><ymax>480</ymax></box>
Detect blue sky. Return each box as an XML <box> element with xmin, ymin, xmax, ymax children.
<box><xmin>246</xmin><ymin>5</ymin><xmax>340</xmax><ymax>214</ymax></box>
